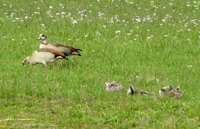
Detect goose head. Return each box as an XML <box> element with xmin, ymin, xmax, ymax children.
<box><xmin>22</xmin><ymin>56</ymin><xmax>30</xmax><ymax>66</ymax></box>
<box><xmin>127</xmin><ymin>86</ymin><xmax>134</xmax><ymax>95</ymax></box>
<box><xmin>38</xmin><ymin>34</ymin><xmax>47</xmax><ymax>41</ymax></box>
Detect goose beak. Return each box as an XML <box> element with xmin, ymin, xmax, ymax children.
<box><xmin>37</xmin><ymin>37</ymin><xmax>41</xmax><ymax>40</ymax></box>
<box><xmin>22</xmin><ymin>61</ymin><xmax>26</xmax><ymax>66</ymax></box>
<box><xmin>22</xmin><ymin>58</ymin><xmax>29</xmax><ymax>66</ymax></box>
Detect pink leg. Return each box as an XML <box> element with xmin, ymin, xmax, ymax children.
<box><xmin>45</xmin><ymin>64</ymin><xmax>47</xmax><ymax>68</ymax></box>
<box><xmin>60</xmin><ymin>60</ymin><xmax>63</xmax><ymax>65</ymax></box>
<box><xmin>53</xmin><ymin>61</ymin><xmax>55</xmax><ymax>67</ymax></box>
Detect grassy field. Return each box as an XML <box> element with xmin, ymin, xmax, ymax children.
<box><xmin>0</xmin><ymin>0</ymin><xmax>200</xmax><ymax>128</ymax></box>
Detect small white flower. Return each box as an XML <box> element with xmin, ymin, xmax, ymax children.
<box><xmin>186</xmin><ymin>65</ymin><xmax>192</xmax><ymax>68</ymax></box>
<box><xmin>56</xmin><ymin>13</ymin><xmax>60</xmax><ymax>15</ymax></box>
<box><xmin>61</xmin><ymin>12</ymin><xmax>66</xmax><ymax>15</ymax></box>
<box><xmin>72</xmin><ymin>20</ymin><xmax>77</xmax><ymax>24</ymax></box>
<box><xmin>84</xmin><ymin>33</ymin><xmax>89</xmax><ymax>37</ymax></box>
<box><xmin>49</xmin><ymin>6</ymin><xmax>53</xmax><ymax>9</ymax></box>
<box><xmin>33</xmin><ymin>12</ymin><xmax>40</xmax><ymax>14</ymax></box>
<box><xmin>12</xmin><ymin>39</ymin><xmax>15</xmax><ymax>41</ymax></box>
<box><xmin>96</xmin><ymin>31</ymin><xmax>101</xmax><ymax>35</ymax></box>
<box><xmin>147</xmin><ymin>36</ymin><xmax>151</xmax><ymax>39</ymax></box>
<box><xmin>115</xmin><ymin>30</ymin><xmax>120</xmax><ymax>33</ymax></box>
<box><xmin>59</xmin><ymin>4</ymin><xmax>64</xmax><ymax>7</ymax></box>
<box><xmin>24</xmin><ymin>16</ymin><xmax>29</xmax><ymax>19</ymax></box>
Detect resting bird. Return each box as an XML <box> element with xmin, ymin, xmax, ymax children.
<box><xmin>105</xmin><ymin>81</ymin><xmax>123</xmax><ymax>92</ymax></box>
<box><xmin>159</xmin><ymin>85</ymin><xmax>182</xmax><ymax>99</ymax></box>
<box><xmin>127</xmin><ymin>86</ymin><xmax>151</xmax><ymax>96</ymax></box>
<box><xmin>22</xmin><ymin>48</ymin><xmax>68</xmax><ymax>68</ymax></box>
<box><xmin>37</xmin><ymin>34</ymin><xmax>82</xmax><ymax>56</ymax></box>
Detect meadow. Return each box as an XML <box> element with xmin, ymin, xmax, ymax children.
<box><xmin>0</xmin><ymin>0</ymin><xmax>200</xmax><ymax>128</ymax></box>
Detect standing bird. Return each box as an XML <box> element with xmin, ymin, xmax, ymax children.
<box><xmin>22</xmin><ymin>48</ymin><xmax>68</xmax><ymax>68</ymax></box>
<box><xmin>37</xmin><ymin>34</ymin><xmax>82</xmax><ymax>56</ymax></box>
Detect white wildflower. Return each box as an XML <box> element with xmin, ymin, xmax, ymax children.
<box><xmin>186</xmin><ymin>65</ymin><xmax>192</xmax><ymax>68</ymax></box>
<box><xmin>115</xmin><ymin>30</ymin><xmax>121</xmax><ymax>33</ymax></box>
<box><xmin>72</xmin><ymin>20</ymin><xmax>77</xmax><ymax>24</ymax></box>
<box><xmin>61</xmin><ymin>12</ymin><xmax>66</xmax><ymax>15</ymax></box>
<box><xmin>33</xmin><ymin>12</ymin><xmax>40</xmax><ymax>14</ymax></box>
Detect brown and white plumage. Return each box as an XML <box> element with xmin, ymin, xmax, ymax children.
<box><xmin>38</xmin><ymin>34</ymin><xmax>82</xmax><ymax>56</ymax></box>
<box><xmin>159</xmin><ymin>85</ymin><xmax>182</xmax><ymax>99</ymax></box>
<box><xmin>105</xmin><ymin>81</ymin><xmax>123</xmax><ymax>92</ymax></box>
<box><xmin>127</xmin><ymin>86</ymin><xmax>151</xmax><ymax>96</ymax></box>
<box><xmin>22</xmin><ymin>48</ymin><xmax>68</xmax><ymax>67</ymax></box>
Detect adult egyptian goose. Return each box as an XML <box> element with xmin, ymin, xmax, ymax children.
<box><xmin>127</xmin><ymin>86</ymin><xmax>151</xmax><ymax>96</ymax></box>
<box><xmin>22</xmin><ymin>48</ymin><xmax>68</xmax><ymax>68</ymax></box>
<box><xmin>37</xmin><ymin>34</ymin><xmax>82</xmax><ymax>56</ymax></box>
<box><xmin>105</xmin><ymin>81</ymin><xmax>123</xmax><ymax>92</ymax></box>
<box><xmin>159</xmin><ymin>85</ymin><xmax>182</xmax><ymax>98</ymax></box>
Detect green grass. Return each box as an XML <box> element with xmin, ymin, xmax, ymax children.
<box><xmin>0</xmin><ymin>0</ymin><xmax>200</xmax><ymax>128</ymax></box>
